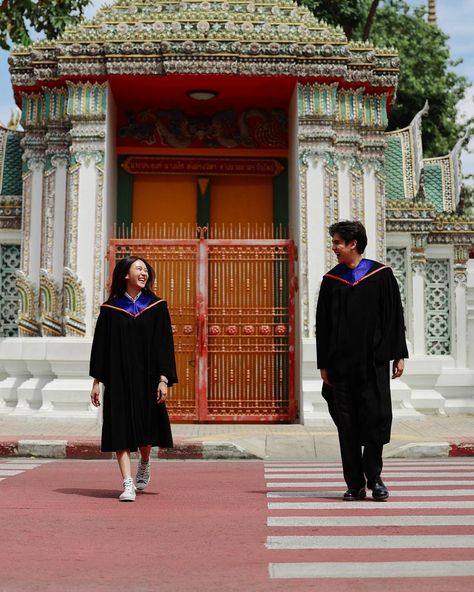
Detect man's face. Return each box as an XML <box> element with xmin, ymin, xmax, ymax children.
<box><xmin>331</xmin><ymin>233</ymin><xmax>357</xmax><ymax>265</ymax></box>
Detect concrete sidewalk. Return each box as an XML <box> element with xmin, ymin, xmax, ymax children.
<box><xmin>1</xmin><ymin>414</ymin><xmax>473</xmax><ymax>460</ymax></box>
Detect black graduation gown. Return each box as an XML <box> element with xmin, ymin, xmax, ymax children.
<box><xmin>315</xmin><ymin>261</ymin><xmax>408</xmax><ymax>445</ymax></box>
<box><xmin>89</xmin><ymin>296</ymin><xmax>177</xmax><ymax>452</ymax></box>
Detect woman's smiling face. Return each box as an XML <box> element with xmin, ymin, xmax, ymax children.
<box><xmin>125</xmin><ymin>259</ymin><xmax>149</xmax><ymax>292</ymax></box>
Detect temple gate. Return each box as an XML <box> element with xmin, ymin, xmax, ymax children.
<box><xmin>108</xmin><ymin>232</ymin><xmax>296</xmax><ymax>421</ymax></box>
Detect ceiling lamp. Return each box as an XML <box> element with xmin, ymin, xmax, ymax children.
<box><xmin>186</xmin><ymin>90</ymin><xmax>219</xmax><ymax>101</ymax></box>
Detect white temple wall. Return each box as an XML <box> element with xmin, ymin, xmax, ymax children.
<box><xmin>337</xmin><ymin>161</ymin><xmax>351</xmax><ymax>222</ymax></box>
<box><xmin>26</xmin><ymin>164</ymin><xmax>44</xmax><ymax>289</ymax></box>
<box><xmin>75</xmin><ymin>163</ymin><xmax>99</xmax><ymax>337</ymax></box>
<box><xmin>306</xmin><ymin>158</ymin><xmax>326</xmax><ymax>333</ymax></box>
<box><xmin>300</xmin><ymin>157</ymin><xmax>329</xmax><ymax>421</ymax></box>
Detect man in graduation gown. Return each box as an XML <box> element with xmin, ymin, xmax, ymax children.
<box><xmin>316</xmin><ymin>220</ymin><xmax>408</xmax><ymax>501</ymax></box>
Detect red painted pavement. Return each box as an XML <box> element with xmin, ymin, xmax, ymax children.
<box><xmin>2</xmin><ymin>459</ymin><xmax>474</xmax><ymax>592</ymax></box>
<box><xmin>0</xmin><ymin>459</ymin><xmax>318</xmax><ymax>592</ymax></box>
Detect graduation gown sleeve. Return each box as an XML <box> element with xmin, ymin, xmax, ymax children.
<box><xmin>89</xmin><ymin>306</ymin><xmax>110</xmax><ymax>383</ymax></box>
<box><xmin>155</xmin><ymin>300</ymin><xmax>178</xmax><ymax>387</ymax></box>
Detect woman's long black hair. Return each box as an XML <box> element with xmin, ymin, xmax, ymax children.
<box><xmin>108</xmin><ymin>256</ymin><xmax>156</xmax><ymax>299</ymax></box>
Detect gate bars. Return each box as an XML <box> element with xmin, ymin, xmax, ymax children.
<box><xmin>107</xmin><ymin>237</ymin><xmax>296</xmax><ymax>422</ymax></box>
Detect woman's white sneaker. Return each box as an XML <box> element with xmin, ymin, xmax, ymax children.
<box><xmin>119</xmin><ymin>477</ymin><xmax>136</xmax><ymax>502</ymax></box>
<box><xmin>136</xmin><ymin>459</ymin><xmax>151</xmax><ymax>491</ymax></box>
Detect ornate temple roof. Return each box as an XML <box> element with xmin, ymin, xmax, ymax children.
<box><xmin>384</xmin><ymin>105</ymin><xmax>473</xmax><ymax>245</ymax></box>
<box><xmin>385</xmin><ymin>102</ymin><xmax>428</xmax><ymax>202</ymax></box>
<box><xmin>384</xmin><ymin>102</ymin><xmax>464</xmax><ymax>213</ymax></box>
<box><xmin>9</xmin><ymin>0</ymin><xmax>399</xmax><ymax>91</ymax></box>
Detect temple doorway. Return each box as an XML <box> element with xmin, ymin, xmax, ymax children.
<box><xmin>111</xmin><ymin>159</ymin><xmax>295</xmax><ymax>422</ymax></box>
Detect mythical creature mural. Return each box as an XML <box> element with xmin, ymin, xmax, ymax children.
<box><xmin>118</xmin><ymin>108</ymin><xmax>288</xmax><ymax>149</ymax></box>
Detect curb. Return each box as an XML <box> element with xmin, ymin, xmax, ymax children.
<box><xmin>0</xmin><ymin>438</ymin><xmax>258</xmax><ymax>460</ymax></box>
<box><xmin>1</xmin><ymin>438</ymin><xmax>473</xmax><ymax>460</ymax></box>
<box><xmin>386</xmin><ymin>442</ymin><xmax>474</xmax><ymax>459</ymax></box>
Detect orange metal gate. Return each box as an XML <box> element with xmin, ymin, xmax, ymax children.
<box><xmin>108</xmin><ymin>236</ymin><xmax>296</xmax><ymax>422</ymax></box>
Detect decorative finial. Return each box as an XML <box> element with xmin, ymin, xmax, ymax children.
<box><xmin>0</xmin><ymin>106</ymin><xmax>22</xmax><ymax>130</ymax></box>
<box><xmin>428</xmin><ymin>0</ymin><xmax>437</xmax><ymax>25</ymax></box>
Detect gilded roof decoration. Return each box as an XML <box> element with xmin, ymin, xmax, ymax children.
<box><xmin>9</xmin><ymin>0</ymin><xmax>399</xmax><ymax>88</ymax></box>
<box><xmin>384</xmin><ymin>102</ymin><xmax>428</xmax><ymax>201</ymax></box>
<box><xmin>384</xmin><ymin>106</ymin><xmax>472</xmax><ymax>244</ymax></box>
<box><xmin>0</xmin><ymin>128</ymin><xmax>23</xmax><ymax>230</ymax></box>
<box><xmin>423</xmin><ymin>134</ymin><xmax>465</xmax><ymax>213</ymax></box>
<box><xmin>0</xmin><ymin>128</ymin><xmax>23</xmax><ymax>198</ymax></box>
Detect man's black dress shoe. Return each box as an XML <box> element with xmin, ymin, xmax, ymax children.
<box><xmin>368</xmin><ymin>477</ymin><xmax>389</xmax><ymax>501</ymax></box>
<box><xmin>343</xmin><ymin>487</ymin><xmax>366</xmax><ymax>501</ymax></box>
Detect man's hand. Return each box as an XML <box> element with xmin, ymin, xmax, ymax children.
<box><xmin>320</xmin><ymin>368</ymin><xmax>332</xmax><ymax>386</ymax></box>
<box><xmin>90</xmin><ymin>380</ymin><xmax>101</xmax><ymax>407</ymax></box>
<box><xmin>392</xmin><ymin>358</ymin><xmax>404</xmax><ymax>379</ymax></box>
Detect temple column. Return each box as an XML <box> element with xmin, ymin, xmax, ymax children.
<box><xmin>363</xmin><ymin>162</ymin><xmax>378</xmax><ymax>259</ymax></box>
<box><xmin>62</xmin><ymin>81</ymin><xmax>110</xmax><ymax>337</ymax></box>
<box><xmin>16</xmin><ymin>92</ymin><xmax>46</xmax><ymax>336</ymax></box>
<box><xmin>453</xmin><ymin>245</ymin><xmax>470</xmax><ymax>368</ymax></box>
<box><xmin>467</xmin><ymin>258</ymin><xmax>474</xmax><ymax>371</ymax></box>
<box><xmin>411</xmin><ymin>234</ymin><xmax>427</xmax><ymax>355</ymax></box>
<box><xmin>9</xmin><ymin>92</ymin><xmax>56</xmax><ymax>413</ymax></box>
<box><xmin>39</xmin><ymin>81</ymin><xmax>115</xmax><ymax>417</ymax></box>
<box><xmin>39</xmin><ymin>87</ymin><xmax>70</xmax><ymax>336</ymax></box>
<box><xmin>296</xmin><ymin>83</ymin><xmax>338</xmax><ymax>420</ymax></box>
<box><xmin>296</xmin><ymin>82</ymin><xmax>338</xmax><ymax>340</ymax></box>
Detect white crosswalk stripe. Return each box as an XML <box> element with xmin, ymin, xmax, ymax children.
<box><xmin>269</xmin><ymin>561</ymin><xmax>474</xmax><ymax>579</ymax></box>
<box><xmin>0</xmin><ymin>459</ymin><xmax>50</xmax><ymax>483</ymax></box>
<box><xmin>265</xmin><ymin>471</ymin><xmax>474</xmax><ymax>478</ymax></box>
<box><xmin>268</xmin><ymin>488</ymin><xmax>474</xmax><ymax>497</ymax></box>
<box><xmin>267</xmin><ymin>479</ymin><xmax>474</xmax><ymax>487</ymax></box>
<box><xmin>265</xmin><ymin>459</ymin><xmax>474</xmax><ymax>587</ymax></box>
<box><xmin>267</xmin><ymin>534</ymin><xmax>474</xmax><ymax>549</ymax></box>
<box><xmin>268</xmin><ymin>515</ymin><xmax>474</xmax><ymax>527</ymax></box>
<box><xmin>265</xmin><ymin>462</ymin><xmax>474</xmax><ymax>470</ymax></box>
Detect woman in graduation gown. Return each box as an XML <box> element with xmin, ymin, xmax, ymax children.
<box><xmin>89</xmin><ymin>256</ymin><xmax>177</xmax><ymax>502</ymax></box>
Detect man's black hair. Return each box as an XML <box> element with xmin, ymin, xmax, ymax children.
<box><xmin>329</xmin><ymin>220</ymin><xmax>367</xmax><ymax>254</ymax></box>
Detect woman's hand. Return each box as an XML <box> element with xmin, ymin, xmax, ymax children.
<box><xmin>90</xmin><ymin>380</ymin><xmax>101</xmax><ymax>407</ymax></box>
<box><xmin>392</xmin><ymin>358</ymin><xmax>405</xmax><ymax>379</ymax></box>
<box><xmin>157</xmin><ymin>381</ymin><xmax>168</xmax><ymax>404</ymax></box>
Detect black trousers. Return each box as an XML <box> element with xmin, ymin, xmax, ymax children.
<box><xmin>323</xmin><ymin>378</ymin><xmax>385</xmax><ymax>490</ymax></box>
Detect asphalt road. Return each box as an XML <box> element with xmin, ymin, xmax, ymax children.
<box><xmin>1</xmin><ymin>458</ymin><xmax>474</xmax><ymax>592</ymax></box>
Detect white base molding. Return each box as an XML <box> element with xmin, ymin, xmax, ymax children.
<box><xmin>0</xmin><ymin>337</ymin><xmax>98</xmax><ymax>420</ymax></box>
<box><xmin>301</xmin><ymin>339</ymin><xmax>474</xmax><ymax>424</ymax></box>
<box><xmin>1</xmin><ymin>337</ymin><xmax>473</xmax><ymax>422</ymax></box>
